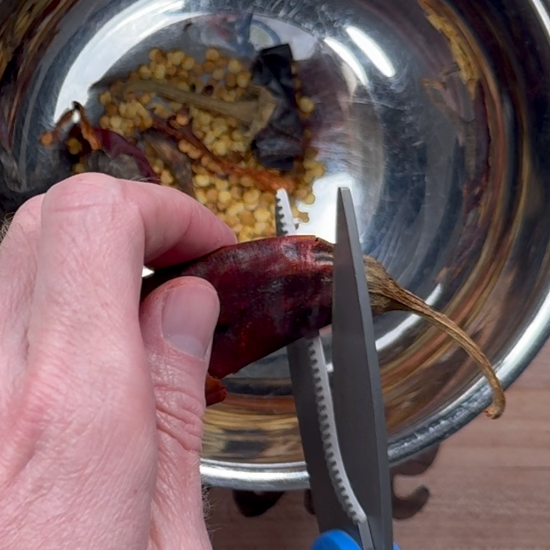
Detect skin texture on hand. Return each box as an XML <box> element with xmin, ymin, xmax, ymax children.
<box><xmin>0</xmin><ymin>174</ymin><xmax>236</xmax><ymax>550</ymax></box>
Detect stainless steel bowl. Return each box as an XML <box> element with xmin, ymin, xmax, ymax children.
<box><xmin>2</xmin><ymin>0</ymin><xmax>550</xmax><ymax>491</ymax></box>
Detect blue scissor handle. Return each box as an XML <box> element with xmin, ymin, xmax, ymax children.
<box><xmin>311</xmin><ymin>530</ymin><xmax>401</xmax><ymax>550</ymax></box>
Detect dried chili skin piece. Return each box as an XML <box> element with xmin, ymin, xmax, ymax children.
<box><xmin>141</xmin><ymin>235</ymin><xmax>505</xmax><ymax>418</ymax></box>
<box><xmin>250</xmin><ymin>44</ymin><xmax>305</xmax><ymax>171</ymax></box>
<box><xmin>89</xmin><ymin>127</ymin><xmax>159</xmax><ymax>183</ymax></box>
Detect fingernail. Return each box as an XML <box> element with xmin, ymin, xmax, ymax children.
<box><xmin>161</xmin><ymin>282</ymin><xmax>219</xmax><ymax>360</ymax></box>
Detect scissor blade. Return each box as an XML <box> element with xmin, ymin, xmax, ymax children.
<box><xmin>331</xmin><ymin>188</ymin><xmax>393</xmax><ymax>550</ymax></box>
<box><xmin>275</xmin><ymin>189</ymin><xmax>358</xmax><ymax>536</ymax></box>
<box><xmin>286</xmin><ymin>337</ymin><xmax>353</xmax><ymax>534</ymax></box>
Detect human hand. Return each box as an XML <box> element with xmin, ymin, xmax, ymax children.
<box><xmin>0</xmin><ymin>174</ymin><xmax>236</xmax><ymax>549</ymax></box>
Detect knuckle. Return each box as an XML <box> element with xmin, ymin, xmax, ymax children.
<box><xmin>43</xmin><ymin>173</ymin><xmax>128</xmax><ymax>217</ymax></box>
<box><xmin>41</xmin><ymin>174</ymin><xmax>142</xmax><ymax>236</ymax></box>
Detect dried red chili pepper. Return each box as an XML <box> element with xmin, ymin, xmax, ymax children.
<box><xmin>141</xmin><ymin>235</ymin><xmax>505</xmax><ymax>419</ymax></box>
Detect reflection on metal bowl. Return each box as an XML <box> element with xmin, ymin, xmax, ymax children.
<box><xmin>2</xmin><ymin>0</ymin><xmax>550</xmax><ymax>491</ymax></box>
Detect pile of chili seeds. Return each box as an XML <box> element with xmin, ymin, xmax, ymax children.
<box><xmin>68</xmin><ymin>46</ymin><xmax>325</xmax><ymax>243</ymax></box>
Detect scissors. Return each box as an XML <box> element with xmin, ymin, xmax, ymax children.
<box><xmin>275</xmin><ymin>187</ymin><xmax>400</xmax><ymax>550</ymax></box>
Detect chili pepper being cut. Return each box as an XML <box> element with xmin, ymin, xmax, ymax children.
<box><xmin>141</xmin><ymin>235</ymin><xmax>505</xmax><ymax>420</ymax></box>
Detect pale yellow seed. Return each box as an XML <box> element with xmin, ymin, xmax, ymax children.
<box><xmin>243</xmin><ymin>189</ymin><xmax>261</xmax><ymax>204</ymax></box>
<box><xmin>126</xmin><ymin>103</ymin><xmax>138</xmax><ymax>118</ymax></box>
<box><xmin>298</xmin><ymin>96</ymin><xmax>315</xmax><ymax>114</ymax></box>
<box><xmin>195</xmin><ymin>174</ymin><xmax>211</xmax><ymax>187</ymax></box>
<box><xmin>67</xmin><ymin>138</ymin><xmax>82</xmax><ymax>156</ymax></box>
<box><xmin>153</xmin><ymin>64</ymin><xmax>166</xmax><ymax>80</ymax></box>
<box><xmin>228</xmin><ymin>59</ymin><xmax>242</xmax><ymax>74</ymax></box>
<box><xmin>176</xmin><ymin>113</ymin><xmax>189</xmax><ymax>126</ymax></box>
<box><xmin>303</xmin><ymin>171</ymin><xmax>316</xmax><ymax>184</ymax></box>
<box><xmin>161</xmin><ymin>169</ymin><xmax>174</xmax><ymax>185</ymax></box>
<box><xmin>295</xmin><ymin>187</ymin><xmax>308</xmax><ymax>200</ymax></box>
<box><xmin>138</xmin><ymin>64</ymin><xmax>152</xmax><ymax>79</ymax></box>
<box><xmin>197</xmin><ymin>111</ymin><xmax>212</xmax><ymax>126</ymax></box>
<box><xmin>168</xmin><ymin>50</ymin><xmax>185</xmax><ymax>65</ymax></box>
<box><xmin>138</xmin><ymin>92</ymin><xmax>153</xmax><ymax>105</ymax></box>
<box><xmin>253</xmin><ymin>208</ymin><xmax>271</xmax><ymax>223</ymax></box>
<box><xmin>230</xmin><ymin>186</ymin><xmax>243</xmax><ymax>200</ymax></box>
<box><xmin>206</xmin><ymin>189</ymin><xmax>218</xmax><ymax>202</ymax></box>
<box><xmin>312</xmin><ymin>164</ymin><xmax>325</xmax><ymax>178</ymax></box>
<box><xmin>176</xmin><ymin>81</ymin><xmax>190</xmax><ymax>92</ymax></box>
<box><xmin>182</xmin><ymin>56</ymin><xmax>195</xmax><ymax>70</ymax></box>
<box><xmin>205</xmin><ymin>48</ymin><xmax>220</xmax><ymax>61</ymax></box>
<box><xmin>299</xmin><ymin>211</ymin><xmax>310</xmax><ymax>223</ymax></box>
<box><xmin>149</xmin><ymin>48</ymin><xmax>161</xmax><ymax>62</ymax></box>
<box><xmin>203</xmin><ymin>131</ymin><xmax>216</xmax><ymax>145</ymax></box>
<box><xmin>214</xmin><ymin>179</ymin><xmax>228</xmax><ymax>192</ymax></box>
<box><xmin>212</xmin><ymin>68</ymin><xmax>225</xmax><ymax>81</ymax></box>
<box><xmin>226</xmin><ymin>203</ymin><xmax>244</xmax><ymax>217</ymax></box>
<box><xmin>178</xmin><ymin>140</ymin><xmax>190</xmax><ymax>153</ymax></box>
<box><xmin>230</xmin><ymin>129</ymin><xmax>243</xmax><ymax>142</ymax></box>
<box><xmin>232</xmin><ymin>223</ymin><xmax>243</xmax><ymax>234</ymax></box>
<box><xmin>261</xmin><ymin>192</ymin><xmax>275</xmax><ymax>205</ymax></box>
<box><xmin>99</xmin><ymin>115</ymin><xmax>110</xmax><ymax>129</ymax></box>
<box><xmin>211</xmin><ymin>126</ymin><xmax>225</xmax><ymax>139</ymax></box>
<box><xmin>255</xmin><ymin>221</ymin><xmax>269</xmax><ymax>234</ymax></box>
<box><xmin>212</xmin><ymin>141</ymin><xmax>228</xmax><ymax>156</ymax></box>
<box><xmin>118</xmin><ymin>103</ymin><xmax>127</xmax><ymax>117</ymax></box>
<box><xmin>99</xmin><ymin>91</ymin><xmax>112</xmax><ymax>105</ymax></box>
<box><xmin>121</xmin><ymin>119</ymin><xmax>135</xmax><ymax>135</ymax></box>
<box><xmin>237</xmin><ymin>71</ymin><xmax>251</xmax><ymax>88</ymax></box>
<box><xmin>218</xmin><ymin>190</ymin><xmax>232</xmax><ymax>205</ymax></box>
<box><xmin>239</xmin><ymin>210</ymin><xmax>255</xmax><ymax>225</ymax></box>
<box><xmin>192</xmin><ymin>164</ymin><xmax>207</xmax><ymax>175</ymax></box>
<box><xmin>188</xmin><ymin>148</ymin><xmax>202</xmax><ymax>160</ymax></box>
<box><xmin>110</xmin><ymin>115</ymin><xmax>123</xmax><ymax>130</ymax></box>
<box><xmin>304</xmin><ymin>193</ymin><xmax>316</xmax><ymax>205</ymax></box>
<box><xmin>232</xmin><ymin>141</ymin><xmax>247</xmax><ymax>153</ymax></box>
<box><xmin>73</xmin><ymin>163</ymin><xmax>86</xmax><ymax>174</ymax></box>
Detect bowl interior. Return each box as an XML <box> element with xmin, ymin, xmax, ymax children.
<box><xmin>2</xmin><ymin>0</ymin><xmax>550</xmax><ymax>489</ymax></box>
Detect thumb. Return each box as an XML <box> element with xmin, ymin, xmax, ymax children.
<box><xmin>139</xmin><ymin>276</ymin><xmax>219</xmax><ymax>549</ymax></box>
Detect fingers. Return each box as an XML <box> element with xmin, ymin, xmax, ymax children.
<box><xmin>0</xmin><ymin>195</ymin><xmax>44</xmax><ymax>412</ymax></box>
<box><xmin>140</xmin><ymin>276</ymin><xmax>218</xmax><ymax>550</ymax></box>
<box><xmin>26</xmin><ymin>174</ymin><xmax>233</xmax><ymax>411</ymax></box>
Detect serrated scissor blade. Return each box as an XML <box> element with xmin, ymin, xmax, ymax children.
<box><xmin>275</xmin><ymin>188</ymin><xmax>296</xmax><ymax>236</ymax></box>
<box><xmin>276</xmin><ymin>188</ymin><xmax>369</xmax><ymax>545</ymax></box>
